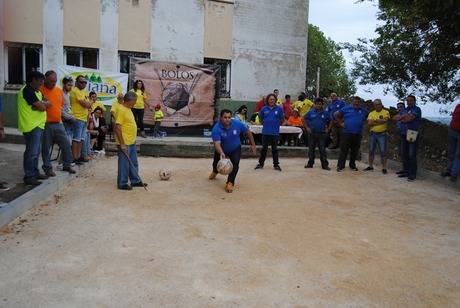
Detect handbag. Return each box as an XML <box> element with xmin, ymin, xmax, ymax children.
<box><xmin>406</xmin><ymin>129</ymin><xmax>418</xmax><ymax>142</ymax></box>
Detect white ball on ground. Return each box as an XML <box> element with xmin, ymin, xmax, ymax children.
<box><xmin>217</xmin><ymin>159</ymin><xmax>233</xmax><ymax>175</ymax></box>
<box><xmin>159</xmin><ymin>168</ymin><xmax>172</xmax><ymax>181</ymax></box>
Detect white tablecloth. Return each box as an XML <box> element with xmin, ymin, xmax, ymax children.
<box><xmin>249</xmin><ymin>125</ymin><xmax>303</xmax><ymax>137</ymax></box>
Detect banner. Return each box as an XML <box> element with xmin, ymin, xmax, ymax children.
<box><xmin>57</xmin><ymin>65</ymin><xmax>128</xmax><ymax>106</ymax></box>
<box><xmin>130</xmin><ymin>58</ymin><xmax>217</xmax><ymax>127</ymax></box>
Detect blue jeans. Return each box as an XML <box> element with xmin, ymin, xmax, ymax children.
<box><xmin>401</xmin><ymin>136</ymin><xmax>419</xmax><ymax>178</ymax></box>
<box><xmin>117</xmin><ymin>144</ymin><xmax>141</xmax><ymax>187</ymax></box>
<box><xmin>369</xmin><ymin>132</ymin><xmax>388</xmax><ymax>163</ymax></box>
<box><xmin>447</xmin><ymin>128</ymin><xmax>460</xmax><ymax>177</ymax></box>
<box><xmin>42</xmin><ymin>123</ymin><xmax>73</xmax><ymax>171</ymax></box>
<box><xmin>82</xmin><ymin>132</ymin><xmax>91</xmax><ymax>157</ymax></box>
<box><xmin>23</xmin><ymin>127</ymin><xmax>43</xmax><ymax>181</ymax></box>
<box><xmin>63</xmin><ymin>121</ymin><xmax>74</xmax><ymax>144</ymax></box>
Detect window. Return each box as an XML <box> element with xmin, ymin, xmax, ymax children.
<box><xmin>118</xmin><ymin>51</ymin><xmax>150</xmax><ymax>74</ymax></box>
<box><xmin>64</xmin><ymin>47</ymin><xmax>98</xmax><ymax>69</ymax></box>
<box><xmin>4</xmin><ymin>43</ymin><xmax>42</xmax><ymax>87</ymax></box>
<box><xmin>204</xmin><ymin>58</ymin><xmax>231</xmax><ymax>98</ymax></box>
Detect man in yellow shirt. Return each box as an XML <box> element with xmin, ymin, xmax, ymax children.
<box><xmin>292</xmin><ymin>93</ymin><xmax>314</xmax><ymax>116</ymax></box>
<box><xmin>364</xmin><ymin>99</ymin><xmax>390</xmax><ymax>173</ymax></box>
<box><xmin>114</xmin><ymin>91</ymin><xmax>146</xmax><ymax>190</ymax></box>
<box><xmin>70</xmin><ymin>75</ymin><xmax>92</xmax><ymax>163</ymax></box>
<box><xmin>273</xmin><ymin>89</ymin><xmax>283</xmax><ymax>105</ymax></box>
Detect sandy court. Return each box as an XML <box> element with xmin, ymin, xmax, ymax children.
<box><xmin>0</xmin><ymin>156</ymin><xmax>459</xmax><ymax>307</ymax></box>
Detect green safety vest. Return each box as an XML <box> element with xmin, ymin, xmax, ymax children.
<box><xmin>17</xmin><ymin>85</ymin><xmax>46</xmax><ymax>133</ymax></box>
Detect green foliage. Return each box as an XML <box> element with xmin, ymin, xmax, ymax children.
<box><xmin>307</xmin><ymin>24</ymin><xmax>356</xmax><ymax>98</ymax></box>
<box><xmin>345</xmin><ymin>0</ymin><xmax>460</xmax><ymax>104</ymax></box>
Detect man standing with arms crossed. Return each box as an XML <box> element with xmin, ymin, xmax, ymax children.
<box><xmin>209</xmin><ymin>109</ymin><xmax>257</xmax><ymax>193</ymax></box>
<box><xmin>70</xmin><ymin>75</ymin><xmax>92</xmax><ymax>164</ymax></box>
<box><xmin>40</xmin><ymin>71</ymin><xmax>76</xmax><ymax>176</ymax></box>
<box><xmin>364</xmin><ymin>99</ymin><xmax>390</xmax><ymax>174</ymax></box>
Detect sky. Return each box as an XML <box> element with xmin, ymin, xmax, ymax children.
<box><xmin>308</xmin><ymin>0</ymin><xmax>452</xmax><ymax>117</ymax></box>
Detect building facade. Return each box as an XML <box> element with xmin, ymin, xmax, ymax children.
<box><xmin>0</xmin><ymin>0</ymin><xmax>309</xmax><ymax>101</ymax></box>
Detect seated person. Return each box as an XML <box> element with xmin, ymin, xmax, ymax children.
<box><xmin>88</xmin><ymin>107</ymin><xmax>107</xmax><ymax>151</ymax></box>
<box><xmin>282</xmin><ymin>109</ymin><xmax>304</xmax><ymax>146</ymax></box>
<box><xmin>234</xmin><ymin>105</ymin><xmax>248</xmax><ymax>122</ymax></box>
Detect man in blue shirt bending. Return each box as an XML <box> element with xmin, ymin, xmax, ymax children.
<box><xmin>334</xmin><ymin>96</ymin><xmax>368</xmax><ymax>171</ymax></box>
<box><xmin>255</xmin><ymin>94</ymin><xmax>284</xmax><ymax>171</ymax></box>
<box><xmin>304</xmin><ymin>97</ymin><xmax>331</xmax><ymax>170</ymax></box>
<box><xmin>210</xmin><ymin>109</ymin><xmax>256</xmax><ymax>193</ymax></box>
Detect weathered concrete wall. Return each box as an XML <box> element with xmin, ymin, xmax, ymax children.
<box><xmin>99</xmin><ymin>0</ymin><xmax>118</xmax><ymax>71</ymax></box>
<box><xmin>150</xmin><ymin>0</ymin><xmax>205</xmax><ymax>63</ymax></box>
<box><xmin>42</xmin><ymin>0</ymin><xmax>64</xmax><ymax>72</ymax></box>
<box><xmin>63</xmin><ymin>0</ymin><xmax>100</xmax><ymax>48</ymax></box>
<box><xmin>119</xmin><ymin>0</ymin><xmax>151</xmax><ymax>52</ymax></box>
<box><xmin>3</xmin><ymin>0</ymin><xmax>43</xmax><ymax>44</ymax></box>
<box><xmin>231</xmin><ymin>0</ymin><xmax>309</xmax><ymax>101</ymax></box>
<box><xmin>204</xmin><ymin>0</ymin><xmax>233</xmax><ymax>60</ymax></box>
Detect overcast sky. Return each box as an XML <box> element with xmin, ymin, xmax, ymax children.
<box><xmin>308</xmin><ymin>0</ymin><xmax>451</xmax><ymax>117</ymax></box>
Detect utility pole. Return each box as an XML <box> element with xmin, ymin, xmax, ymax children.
<box><xmin>316</xmin><ymin>67</ymin><xmax>320</xmax><ymax>98</ymax></box>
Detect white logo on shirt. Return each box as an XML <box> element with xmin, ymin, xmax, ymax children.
<box><xmin>275</xmin><ymin>111</ymin><xmax>278</xmax><ymax>115</ymax></box>
<box><xmin>233</xmin><ymin>130</ymin><xmax>237</xmax><ymax>135</ymax></box>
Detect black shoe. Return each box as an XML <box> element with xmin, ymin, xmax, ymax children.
<box><xmin>450</xmin><ymin>176</ymin><xmax>458</xmax><ymax>182</ymax></box>
<box><xmin>350</xmin><ymin>166</ymin><xmax>358</xmax><ymax>171</ymax></box>
<box><xmin>118</xmin><ymin>184</ymin><xmax>132</xmax><ymax>190</ymax></box>
<box><xmin>440</xmin><ymin>171</ymin><xmax>451</xmax><ymax>177</ymax></box>
<box><xmin>337</xmin><ymin>167</ymin><xmax>344</xmax><ymax>172</ymax></box>
<box><xmin>24</xmin><ymin>178</ymin><xmax>41</xmax><ymax>186</ymax></box>
<box><xmin>63</xmin><ymin>166</ymin><xmax>77</xmax><ymax>174</ymax></box>
<box><xmin>74</xmin><ymin>160</ymin><xmax>83</xmax><ymax>165</ymax></box>
<box><xmin>396</xmin><ymin>170</ymin><xmax>406</xmax><ymax>175</ymax></box>
<box><xmin>37</xmin><ymin>174</ymin><xmax>49</xmax><ymax>180</ymax></box>
<box><xmin>305</xmin><ymin>164</ymin><xmax>313</xmax><ymax>169</ymax></box>
<box><xmin>398</xmin><ymin>173</ymin><xmax>408</xmax><ymax>178</ymax></box>
<box><xmin>255</xmin><ymin>164</ymin><xmax>263</xmax><ymax>170</ymax></box>
<box><xmin>328</xmin><ymin>145</ymin><xmax>339</xmax><ymax>150</ymax></box>
<box><xmin>407</xmin><ymin>177</ymin><xmax>416</xmax><ymax>182</ymax></box>
<box><xmin>132</xmin><ymin>182</ymin><xmax>148</xmax><ymax>188</ymax></box>
<box><xmin>274</xmin><ymin>165</ymin><xmax>282</xmax><ymax>171</ymax></box>
<box><xmin>382</xmin><ymin>169</ymin><xmax>388</xmax><ymax>174</ymax></box>
<box><xmin>364</xmin><ymin>166</ymin><xmax>374</xmax><ymax>171</ymax></box>
<box><xmin>45</xmin><ymin>170</ymin><xmax>57</xmax><ymax>177</ymax></box>
<box><xmin>322</xmin><ymin>166</ymin><xmax>331</xmax><ymax>171</ymax></box>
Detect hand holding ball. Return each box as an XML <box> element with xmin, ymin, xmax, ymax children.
<box><xmin>217</xmin><ymin>159</ymin><xmax>233</xmax><ymax>175</ymax></box>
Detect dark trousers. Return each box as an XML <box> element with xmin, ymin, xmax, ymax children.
<box><xmin>330</xmin><ymin>121</ymin><xmax>342</xmax><ymax>147</ymax></box>
<box><xmin>23</xmin><ymin>127</ymin><xmax>43</xmax><ymax>181</ymax></box>
<box><xmin>308</xmin><ymin>132</ymin><xmax>328</xmax><ymax>168</ymax></box>
<box><xmin>42</xmin><ymin>123</ymin><xmax>73</xmax><ymax>171</ymax></box>
<box><xmin>337</xmin><ymin>133</ymin><xmax>361</xmax><ymax>169</ymax></box>
<box><xmin>401</xmin><ymin>137</ymin><xmax>419</xmax><ymax>178</ymax></box>
<box><xmin>212</xmin><ymin>146</ymin><xmax>241</xmax><ymax>184</ymax></box>
<box><xmin>131</xmin><ymin>108</ymin><xmax>144</xmax><ymax>132</ymax></box>
<box><xmin>447</xmin><ymin>128</ymin><xmax>460</xmax><ymax>176</ymax></box>
<box><xmin>153</xmin><ymin>121</ymin><xmax>162</xmax><ymax>137</ymax></box>
<box><xmin>95</xmin><ymin>129</ymin><xmax>106</xmax><ymax>151</ymax></box>
<box><xmin>259</xmin><ymin>135</ymin><xmax>280</xmax><ymax>166</ymax></box>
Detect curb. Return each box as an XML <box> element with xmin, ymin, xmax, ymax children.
<box><xmin>0</xmin><ymin>159</ymin><xmax>96</xmax><ymax>229</ymax></box>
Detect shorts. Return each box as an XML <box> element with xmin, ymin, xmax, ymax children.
<box><xmin>72</xmin><ymin>119</ymin><xmax>87</xmax><ymax>142</ymax></box>
<box><xmin>369</xmin><ymin>132</ymin><xmax>388</xmax><ymax>157</ymax></box>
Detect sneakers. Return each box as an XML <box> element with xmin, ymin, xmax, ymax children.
<box><xmin>274</xmin><ymin>165</ymin><xmax>282</xmax><ymax>171</ymax></box>
<box><xmin>337</xmin><ymin>167</ymin><xmax>344</xmax><ymax>172</ymax></box>
<box><xmin>322</xmin><ymin>166</ymin><xmax>331</xmax><ymax>171</ymax></box>
<box><xmin>209</xmin><ymin>172</ymin><xmax>217</xmax><ymax>180</ymax></box>
<box><xmin>440</xmin><ymin>171</ymin><xmax>451</xmax><ymax>177</ymax></box>
<box><xmin>382</xmin><ymin>169</ymin><xmax>388</xmax><ymax>174</ymax></box>
<box><xmin>254</xmin><ymin>164</ymin><xmax>263</xmax><ymax>170</ymax></box>
<box><xmin>63</xmin><ymin>166</ymin><xmax>77</xmax><ymax>174</ymax></box>
<box><xmin>364</xmin><ymin>166</ymin><xmax>374</xmax><ymax>171</ymax></box>
<box><xmin>396</xmin><ymin>170</ymin><xmax>406</xmax><ymax>175</ymax></box>
<box><xmin>24</xmin><ymin>178</ymin><xmax>41</xmax><ymax>186</ymax></box>
<box><xmin>398</xmin><ymin>173</ymin><xmax>408</xmax><ymax>178</ymax></box>
<box><xmin>407</xmin><ymin>177</ymin><xmax>416</xmax><ymax>182</ymax></box>
<box><xmin>45</xmin><ymin>170</ymin><xmax>57</xmax><ymax>177</ymax></box>
<box><xmin>140</xmin><ymin>131</ymin><xmax>147</xmax><ymax>138</ymax></box>
<box><xmin>225</xmin><ymin>182</ymin><xmax>234</xmax><ymax>193</ymax></box>
<box><xmin>304</xmin><ymin>164</ymin><xmax>313</xmax><ymax>169</ymax></box>
<box><xmin>118</xmin><ymin>184</ymin><xmax>132</xmax><ymax>190</ymax></box>
<box><xmin>350</xmin><ymin>166</ymin><xmax>359</xmax><ymax>171</ymax></box>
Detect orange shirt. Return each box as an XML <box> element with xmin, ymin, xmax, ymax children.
<box><xmin>40</xmin><ymin>86</ymin><xmax>64</xmax><ymax>123</ymax></box>
<box><xmin>287</xmin><ymin>116</ymin><xmax>303</xmax><ymax>127</ymax></box>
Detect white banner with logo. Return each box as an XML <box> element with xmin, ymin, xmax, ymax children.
<box><xmin>57</xmin><ymin>65</ymin><xmax>128</xmax><ymax>106</ymax></box>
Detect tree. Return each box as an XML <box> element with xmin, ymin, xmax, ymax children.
<box><xmin>307</xmin><ymin>24</ymin><xmax>356</xmax><ymax>98</ymax></box>
<box><xmin>345</xmin><ymin>0</ymin><xmax>460</xmax><ymax>104</ymax></box>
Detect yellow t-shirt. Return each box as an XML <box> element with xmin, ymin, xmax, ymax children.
<box><xmin>292</xmin><ymin>99</ymin><xmax>314</xmax><ymax>116</ymax></box>
<box><xmin>111</xmin><ymin>101</ymin><xmax>121</xmax><ymax>119</ymax></box>
<box><xmin>115</xmin><ymin>104</ymin><xmax>137</xmax><ymax>145</ymax></box>
<box><xmin>131</xmin><ymin>89</ymin><xmax>146</xmax><ymax>109</ymax></box>
<box><xmin>368</xmin><ymin>109</ymin><xmax>390</xmax><ymax>133</ymax></box>
<box><xmin>154</xmin><ymin>109</ymin><xmax>164</xmax><ymax>122</ymax></box>
<box><xmin>70</xmin><ymin>87</ymin><xmax>89</xmax><ymax>121</ymax></box>
<box><xmin>276</xmin><ymin>98</ymin><xmax>283</xmax><ymax>105</ymax></box>
<box><xmin>91</xmin><ymin>101</ymin><xmax>107</xmax><ymax>112</ymax></box>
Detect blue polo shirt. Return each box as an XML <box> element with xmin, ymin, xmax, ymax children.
<box><xmin>211</xmin><ymin>119</ymin><xmax>248</xmax><ymax>153</ymax></box>
<box><xmin>326</xmin><ymin>99</ymin><xmax>346</xmax><ymax>119</ymax></box>
<box><xmin>338</xmin><ymin>105</ymin><xmax>368</xmax><ymax>134</ymax></box>
<box><xmin>259</xmin><ymin>105</ymin><xmax>284</xmax><ymax>135</ymax></box>
<box><xmin>397</xmin><ymin>110</ymin><xmax>408</xmax><ymax>135</ymax></box>
<box><xmin>405</xmin><ymin>105</ymin><xmax>422</xmax><ymax>131</ymax></box>
<box><xmin>304</xmin><ymin>109</ymin><xmax>330</xmax><ymax>133</ymax></box>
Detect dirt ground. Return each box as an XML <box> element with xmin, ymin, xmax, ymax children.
<box><xmin>0</xmin><ymin>157</ymin><xmax>459</xmax><ymax>307</ymax></box>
